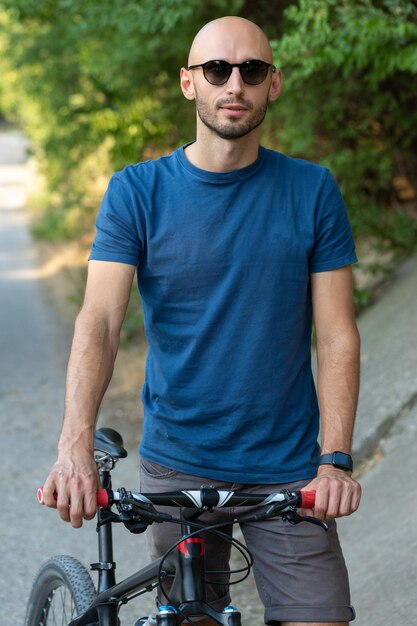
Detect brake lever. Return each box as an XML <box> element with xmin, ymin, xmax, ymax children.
<box><xmin>237</xmin><ymin>498</ymin><xmax>298</xmax><ymax>524</ymax></box>
<box><xmin>97</xmin><ymin>509</ymin><xmax>124</xmax><ymax>527</ymax></box>
<box><xmin>303</xmin><ymin>515</ymin><xmax>329</xmax><ymax>531</ymax></box>
<box><xmin>282</xmin><ymin>509</ymin><xmax>329</xmax><ymax>531</ymax></box>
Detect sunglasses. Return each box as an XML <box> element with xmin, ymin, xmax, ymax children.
<box><xmin>188</xmin><ymin>59</ymin><xmax>276</xmax><ymax>86</ymax></box>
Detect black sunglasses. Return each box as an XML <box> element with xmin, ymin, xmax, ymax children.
<box><xmin>188</xmin><ymin>59</ymin><xmax>276</xmax><ymax>86</ymax></box>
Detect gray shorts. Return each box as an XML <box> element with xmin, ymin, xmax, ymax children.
<box><xmin>140</xmin><ymin>458</ymin><xmax>355</xmax><ymax>624</ymax></box>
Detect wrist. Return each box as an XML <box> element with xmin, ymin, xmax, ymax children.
<box><xmin>58</xmin><ymin>424</ymin><xmax>95</xmax><ymax>454</ymax></box>
<box><xmin>319</xmin><ymin>450</ymin><xmax>353</xmax><ymax>472</ymax></box>
<box><xmin>317</xmin><ymin>464</ymin><xmax>352</xmax><ymax>477</ymax></box>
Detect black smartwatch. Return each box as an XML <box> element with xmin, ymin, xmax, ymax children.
<box><xmin>319</xmin><ymin>451</ymin><xmax>353</xmax><ymax>472</ymax></box>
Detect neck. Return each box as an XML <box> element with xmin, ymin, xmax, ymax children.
<box><xmin>184</xmin><ymin>125</ymin><xmax>261</xmax><ymax>172</ymax></box>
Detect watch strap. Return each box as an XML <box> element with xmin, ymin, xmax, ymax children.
<box><xmin>319</xmin><ymin>451</ymin><xmax>353</xmax><ymax>472</ymax></box>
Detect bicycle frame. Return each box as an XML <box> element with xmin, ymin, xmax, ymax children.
<box><xmin>69</xmin><ymin>457</ymin><xmax>241</xmax><ymax>626</ymax></box>
<box><xmin>31</xmin><ymin>427</ymin><xmax>316</xmax><ymax>626</ymax></box>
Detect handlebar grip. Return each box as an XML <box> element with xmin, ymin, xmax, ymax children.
<box><xmin>299</xmin><ymin>490</ymin><xmax>316</xmax><ymax>509</ymax></box>
<box><xmin>37</xmin><ymin>487</ymin><xmax>110</xmax><ymax>508</ymax></box>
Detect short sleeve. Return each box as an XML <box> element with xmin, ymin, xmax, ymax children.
<box><xmin>309</xmin><ymin>170</ymin><xmax>357</xmax><ymax>273</ymax></box>
<box><xmin>89</xmin><ymin>173</ymin><xmax>143</xmax><ymax>267</ymax></box>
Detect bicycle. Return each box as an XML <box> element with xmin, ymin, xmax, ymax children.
<box><xmin>25</xmin><ymin>427</ymin><xmax>327</xmax><ymax>626</ymax></box>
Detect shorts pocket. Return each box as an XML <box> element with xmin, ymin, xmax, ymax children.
<box><xmin>140</xmin><ymin>458</ymin><xmax>178</xmax><ymax>479</ymax></box>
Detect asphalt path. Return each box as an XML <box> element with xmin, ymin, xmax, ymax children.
<box><xmin>0</xmin><ymin>131</ymin><xmax>153</xmax><ymax>625</ymax></box>
<box><xmin>1</xmin><ymin>131</ymin><xmax>416</xmax><ymax>625</ymax></box>
<box><xmin>339</xmin><ymin>402</ymin><xmax>417</xmax><ymax>624</ymax></box>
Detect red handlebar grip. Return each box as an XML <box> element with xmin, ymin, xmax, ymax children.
<box><xmin>300</xmin><ymin>490</ymin><xmax>316</xmax><ymax>509</ymax></box>
<box><xmin>37</xmin><ymin>487</ymin><xmax>109</xmax><ymax>508</ymax></box>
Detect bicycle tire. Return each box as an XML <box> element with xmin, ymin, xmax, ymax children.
<box><xmin>24</xmin><ymin>555</ymin><xmax>97</xmax><ymax>626</ymax></box>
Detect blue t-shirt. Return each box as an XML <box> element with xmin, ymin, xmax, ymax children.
<box><xmin>90</xmin><ymin>145</ymin><xmax>357</xmax><ymax>483</ymax></box>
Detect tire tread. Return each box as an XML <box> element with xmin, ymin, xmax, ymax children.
<box><xmin>24</xmin><ymin>554</ymin><xmax>96</xmax><ymax>626</ymax></box>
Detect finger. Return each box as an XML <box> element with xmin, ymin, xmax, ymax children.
<box><xmin>54</xmin><ymin>474</ymin><xmax>84</xmax><ymax>527</ymax></box>
<box><xmin>336</xmin><ymin>479</ymin><xmax>362</xmax><ymax>517</ymax></box>
<box><xmin>83</xmin><ymin>479</ymin><xmax>99</xmax><ymax>521</ymax></box>
<box><xmin>348</xmin><ymin>480</ymin><xmax>362</xmax><ymax>514</ymax></box>
<box><xmin>313</xmin><ymin>481</ymin><xmax>330</xmax><ymax>520</ymax></box>
<box><xmin>67</xmin><ymin>489</ymin><xmax>84</xmax><ymax>528</ymax></box>
<box><xmin>299</xmin><ymin>507</ymin><xmax>314</xmax><ymax>517</ymax></box>
<box><xmin>42</xmin><ymin>479</ymin><xmax>58</xmax><ymax>509</ymax></box>
<box><xmin>56</xmin><ymin>487</ymin><xmax>72</xmax><ymax>524</ymax></box>
<box><xmin>324</xmin><ymin>479</ymin><xmax>342</xmax><ymax>520</ymax></box>
<box><xmin>338</xmin><ymin>483</ymin><xmax>353</xmax><ymax>517</ymax></box>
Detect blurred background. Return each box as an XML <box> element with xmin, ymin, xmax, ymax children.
<box><xmin>1</xmin><ymin>3</ymin><xmax>417</xmax><ymax>624</ymax></box>
<box><xmin>0</xmin><ymin>0</ymin><xmax>416</xmax><ymax>321</ymax></box>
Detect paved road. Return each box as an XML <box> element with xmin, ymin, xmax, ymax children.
<box><xmin>1</xmin><ymin>131</ymin><xmax>416</xmax><ymax>625</ymax></box>
<box><xmin>339</xmin><ymin>402</ymin><xmax>417</xmax><ymax>624</ymax></box>
<box><xmin>338</xmin><ymin>248</ymin><xmax>417</xmax><ymax>624</ymax></box>
<box><xmin>0</xmin><ymin>132</ymin><xmax>153</xmax><ymax>625</ymax></box>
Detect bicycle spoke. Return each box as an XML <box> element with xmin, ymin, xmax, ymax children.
<box><xmin>39</xmin><ymin>585</ymin><xmax>77</xmax><ymax>626</ymax></box>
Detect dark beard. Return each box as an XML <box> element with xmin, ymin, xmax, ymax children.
<box><xmin>195</xmin><ymin>94</ymin><xmax>269</xmax><ymax>140</ymax></box>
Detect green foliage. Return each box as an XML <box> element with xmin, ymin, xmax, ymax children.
<box><xmin>121</xmin><ymin>285</ymin><xmax>144</xmax><ymax>344</ymax></box>
<box><xmin>0</xmin><ymin>0</ymin><xmax>244</xmax><ymax>236</ymax></box>
<box><xmin>0</xmin><ymin>0</ymin><xmax>416</xmax><ymax>261</ymax></box>
<box><xmin>268</xmin><ymin>0</ymin><xmax>417</xmax><ymax>252</ymax></box>
<box><xmin>354</xmin><ymin>287</ymin><xmax>373</xmax><ymax>311</ymax></box>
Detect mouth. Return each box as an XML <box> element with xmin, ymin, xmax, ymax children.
<box><xmin>219</xmin><ymin>104</ymin><xmax>248</xmax><ymax>117</ymax></box>
<box><xmin>220</xmin><ymin>104</ymin><xmax>247</xmax><ymax>111</ymax></box>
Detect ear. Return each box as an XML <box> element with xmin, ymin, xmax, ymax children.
<box><xmin>180</xmin><ymin>67</ymin><xmax>196</xmax><ymax>101</ymax></box>
<box><xmin>268</xmin><ymin>68</ymin><xmax>283</xmax><ymax>102</ymax></box>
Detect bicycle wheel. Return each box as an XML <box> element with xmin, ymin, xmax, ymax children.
<box><xmin>24</xmin><ymin>555</ymin><xmax>97</xmax><ymax>626</ymax></box>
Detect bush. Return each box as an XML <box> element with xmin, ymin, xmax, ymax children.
<box><xmin>0</xmin><ymin>0</ymin><xmax>416</xmax><ymax>256</ymax></box>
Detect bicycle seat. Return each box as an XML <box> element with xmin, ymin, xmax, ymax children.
<box><xmin>94</xmin><ymin>427</ymin><xmax>128</xmax><ymax>458</ymax></box>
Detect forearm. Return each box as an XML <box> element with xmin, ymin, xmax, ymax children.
<box><xmin>43</xmin><ymin>260</ymin><xmax>134</xmax><ymax>526</ymax></box>
<box><xmin>316</xmin><ymin>323</ymin><xmax>360</xmax><ymax>454</ymax></box>
<box><xmin>59</xmin><ymin>308</ymin><xmax>119</xmax><ymax>454</ymax></box>
<box><xmin>309</xmin><ymin>267</ymin><xmax>362</xmax><ymax>519</ymax></box>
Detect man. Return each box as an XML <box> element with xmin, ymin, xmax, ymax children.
<box><xmin>44</xmin><ymin>16</ymin><xmax>361</xmax><ymax>626</ymax></box>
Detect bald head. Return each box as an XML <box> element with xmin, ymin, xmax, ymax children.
<box><xmin>188</xmin><ymin>16</ymin><xmax>273</xmax><ymax>67</ymax></box>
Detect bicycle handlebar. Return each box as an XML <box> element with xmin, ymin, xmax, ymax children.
<box><xmin>37</xmin><ymin>486</ymin><xmax>316</xmax><ymax>510</ymax></box>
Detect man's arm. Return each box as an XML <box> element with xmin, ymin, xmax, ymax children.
<box><xmin>43</xmin><ymin>260</ymin><xmax>136</xmax><ymax>528</ymax></box>
<box><xmin>306</xmin><ymin>265</ymin><xmax>361</xmax><ymax>520</ymax></box>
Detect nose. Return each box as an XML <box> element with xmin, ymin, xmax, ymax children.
<box><xmin>225</xmin><ymin>66</ymin><xmax>244</xmax><ymax>94</ymax></box>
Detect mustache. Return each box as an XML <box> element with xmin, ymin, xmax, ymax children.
<box><xmin>216</xmin><ymin>97</ymin><xmax>253</xmax><ymax>110</ymax></box>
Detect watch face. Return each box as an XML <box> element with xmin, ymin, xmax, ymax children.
<box><xmin>333</xmin><ymin>452</ymin><xmax>352</xmax><ymax>470</ymax></box>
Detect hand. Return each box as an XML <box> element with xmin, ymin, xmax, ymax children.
<box><xmin>42</xmin><ymin>445</ymin><xmax>100</xmax><ymax>528</ymax></box>
<box><xmin>302</xmin><ymin>466</ymin><xmax>361</xmax><ymax>520</ymax></box>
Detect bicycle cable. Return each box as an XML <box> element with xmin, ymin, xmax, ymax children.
<box><xmin>112</xmin><ymin>514</ymin><xmax>251</xmax><ymax>612</ymax></box>
<box><xmin>114</xmin><ymin>492</ymin><xmax>299</xmax><ymax>622</ymax></box>
<box><xmin>156</xmin><ymin>515</ymin><xmax>255</xmax><ymax>626</ymax></box>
